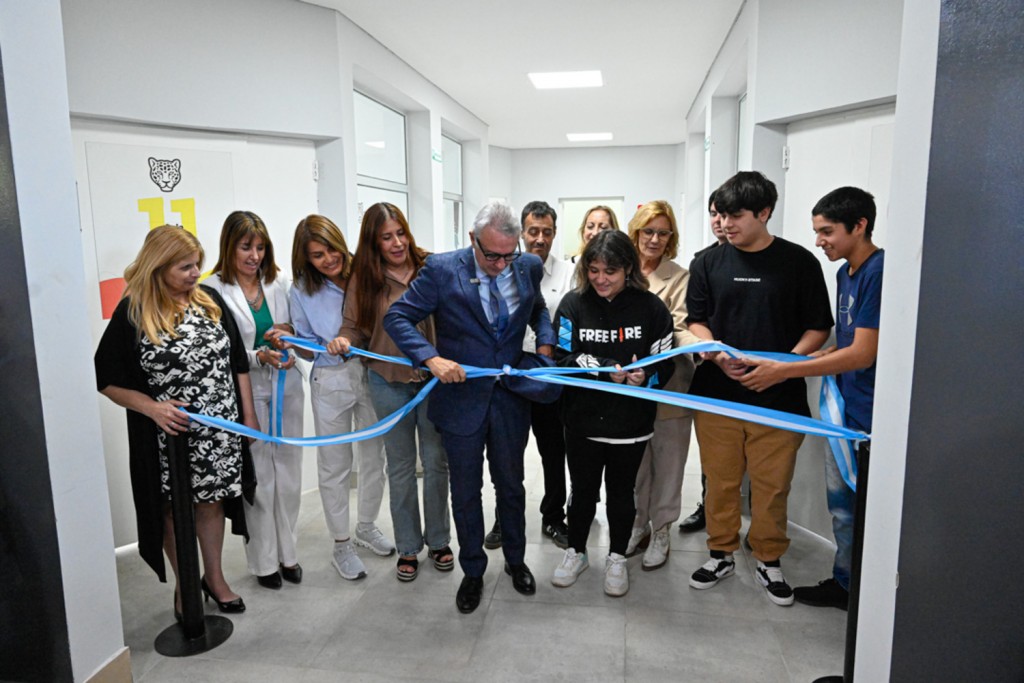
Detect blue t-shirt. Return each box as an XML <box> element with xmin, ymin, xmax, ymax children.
<box><xmin>835</xmin><ymin>249</ymin><xmax>884</xmax><ymax>432</ymax></box>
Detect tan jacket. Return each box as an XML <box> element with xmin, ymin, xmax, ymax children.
<box><xmin>647</xmin><ymin>258</ymin><xmax>700</xmax><ymax>420</ymax></box>
<box><xmin>340</xmin><ymin>273</ymin><xmax>435</xmax><ymax>384</ymax></box>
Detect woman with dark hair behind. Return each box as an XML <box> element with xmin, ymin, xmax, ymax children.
<box><xmin>549</xmin><ymin>230</ymin><xmax>675</xmax><ymax>597</ymax></box>
<box><xmin>326</xmin><ymin>202</ymin><xmax>453</xmax><ymax>582</ymax></box>
<box><xmin>95</xmin><ymin>225</ymin><xmax>258</xmax><ymax>619</ymax></box>
<box><xmin>207</xmin><ymin>210</ymin><xmax>305</xmax><ymax>590</ymax></box>
<box><xmin>280</xmin><ymin>214</ymin><xmax>393</xmax><ymax>581</ymax></box>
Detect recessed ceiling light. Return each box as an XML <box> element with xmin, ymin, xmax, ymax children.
<box><xmin>528</xmin><ymin>70</ymin><xmax>603</xmax><ymax>90</ymax></box>
<box><xmin>566</xmin><ymin>132</ymin><xmax>613</xmax><ymax>142</ymax></box>
<box><xmin>365</xmin><ymin>141</ymin><xmax>386</xmax><ymax>149</ymax></box>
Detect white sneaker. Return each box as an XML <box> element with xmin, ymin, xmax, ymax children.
<box><xmin>355</xmin><ymin>524</ymin><xmax>396</xmax><ymax>557</ymax></box>
<box><xmin>624</xmin><ymin>524</ymin><xmax>651</xmax><ymax>558</ymax></box>
<box><xmin>604</xmin><ymin>553</ymin><xmax>629</xmax><ymax>597</ymax></box>
<box><xmin>642</xmin><ymin>524</ymin><xmax>670</xmax><ymax>571</ymax></box>
<box><xmin>689</xmin><ymin>553</ymin><xmax>735</xmax><ymax>589</ymax></box>
<box><xmin>756</xmin><ymin>560</ymin><xmax>795</xmax><ymax>606</ymax></box>
<box><xmin>551</xmin><ymin>548</ymin><xmax>589</xmax><ymax>587</ymax></box>
<box><xmin>332</xmin><ymin>540</ymin><xmax>367</xmax><ymax>580</ymax></box>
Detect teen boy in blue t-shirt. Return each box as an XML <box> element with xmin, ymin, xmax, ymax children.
<box><xmin>740</xmin><ymin>186</ymin><xmax>883</xmax><ymax>610</ymax></box>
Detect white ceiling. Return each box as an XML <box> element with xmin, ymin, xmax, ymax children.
<box><xmin>303</xmin><ymin>0</ymin><xmax>744</xmax><ymax>149</ymax></box>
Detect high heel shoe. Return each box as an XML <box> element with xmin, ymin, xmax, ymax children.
<box><xmin>200</xmin><ymin>576</ymin><xmax>246</xmax><ymax>613</ymax></box>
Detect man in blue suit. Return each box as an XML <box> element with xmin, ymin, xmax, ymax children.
<box><xmin>384</xmin><ymin>201</ymin><xmax>556</xmax><ymax>613</ymax></box>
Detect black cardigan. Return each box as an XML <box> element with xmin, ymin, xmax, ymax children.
<box><xmin>94</xmin><ymin>285</ymin><xmax>255</xmax><ymax>582</ymax></box>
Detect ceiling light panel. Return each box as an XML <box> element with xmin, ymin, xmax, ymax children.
<box><xmin>528</xmin><ymin>70</ymin><xmax>603</xmax><ymax>90</ymax></box>
<box><xmin>566</xmin><ymin>132</ymin><xmax>613</xmax><ymax>142</ymax></box>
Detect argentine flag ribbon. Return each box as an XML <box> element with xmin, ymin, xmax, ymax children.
<box><xmin>181</xmin><ymin>336</ymin><xmax>866</xmax><ymax>491</ymax></box>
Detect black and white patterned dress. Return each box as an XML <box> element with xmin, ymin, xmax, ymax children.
<box><xmin>139</xmin><ymin>306</ymin><xmax>243</xmax><ymax>502</ymax></box>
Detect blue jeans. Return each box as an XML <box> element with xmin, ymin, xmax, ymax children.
<box><xmin>367</xmin><ymin>370</ymin><xmax>451</xmax><ymax>556</ymax></box>
<box><xmin>825</xmin><ymin>442</ymin><xmax>856</xmax><ymax>590</ymax></box>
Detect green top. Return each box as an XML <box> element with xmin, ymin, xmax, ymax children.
<box><xmin>250</xmin><ymin>298</ymin><xmax>274</xmax><ymax>350</ymax></box>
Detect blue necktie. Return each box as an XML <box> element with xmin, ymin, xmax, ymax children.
<box><xmin>488</xmin><ymin>276</ymin><xmax>509</xmax><ymax>336</ymax></box>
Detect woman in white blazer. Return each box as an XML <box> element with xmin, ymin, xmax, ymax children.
<box><xmin>208</xmin><ymin>211</ymin><xmax>306</xmax><ymax>590</ymax></box>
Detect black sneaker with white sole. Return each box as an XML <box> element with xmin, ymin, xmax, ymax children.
<box><xmin>756</xmin><ymin>560</ymin><xmax>794</xmax><ymax>606</ymax></box>
<box><xmin>688</xmin><ymin>551</ymin><xmax>735</xmax><ymax>589</ymax></box>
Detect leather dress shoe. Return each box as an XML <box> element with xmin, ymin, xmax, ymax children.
<box><xmin>257</xmin><ymin>571</ymin><xmax>282</xmax><ymax>589</ymax></box>
<box><xmin>678</xmin><ymin>503</ymin><xmax>706</xmax><ymax>533</ymax></box>
<box><xmin>456</xmin><ymin>576</ymin><xmax>484</xmax><ymax>614</ymax></box>
<box><xmin>484</xmin><ymin>520</ymin><xmax>502</xmax><ymax>549</ymax></box>
<box><xmin>504</xmin><ymin>562</ymin><xmax>536</xmax><ymax>595</ymax></box>
<box><xmin>280</xmin><ymin>563</ymin><xmax>303</xmax><ymax>584</ymax></box>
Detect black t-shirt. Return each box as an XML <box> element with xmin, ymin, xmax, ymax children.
<box><xmin>685</xmin><ymin>237</ymin><xmax>833</xmax><ymax>415</ymax></box>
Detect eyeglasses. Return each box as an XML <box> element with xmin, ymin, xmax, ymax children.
<box><xmin>640</xmin><ymin>228</ymin><xmax>673</xmax><ymax>240</ymax></box>
<box><xmin>474</xmin><ymin>234</ymin><xmax>521</xmax><ymax>262</ymax></box>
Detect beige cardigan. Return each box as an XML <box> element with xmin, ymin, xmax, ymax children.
<box><xmin>647</xmin><ymin>258</ymin><xmax>700</xmax><ymax>420</ymax></box>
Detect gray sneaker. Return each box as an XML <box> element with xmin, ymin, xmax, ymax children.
<box><xmin>355</xmin><ymin>524</ymin><xmax>396</xmax><ymax>557</ymax></box>
<box><xmin>332</xmin><ymin>540</ymin><xmax>367</xmax><ymax>580</ymax></box>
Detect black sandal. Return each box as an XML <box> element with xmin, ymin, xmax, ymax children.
<box><xmin>396</xmin><ymin>555</ymin><xmax>419</xmax><ymax>582</ymax></box>
<box><xmin>428</xmin><ymin>545</ymin><xmax>455</xmax><ymax>572</ymax></box>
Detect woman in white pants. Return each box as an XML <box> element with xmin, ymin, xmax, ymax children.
<box><xmin>207</xmin><ymin>210</ymin><xmax>305</xmax><ymax>589</ymax></box>
<box><xmin>283</xmin><ymin>214</ymin><xmax>393</xmax><ymax>580</ymax></box>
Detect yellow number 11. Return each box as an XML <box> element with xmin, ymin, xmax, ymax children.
<box><xmin>137</xmin><ymin>197</ymin><xmax>197</xmax><ymax>235</ymax></box>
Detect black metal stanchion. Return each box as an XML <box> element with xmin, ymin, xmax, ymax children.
<box><xmin>814</xmin><ymin>444</ymin><xmax>870</xmax><ymax>683</ymax></box>
<box><xmin>154</xmin><ymin>432</ymin><xmax>233</xmax><ymax>656</ymax></box>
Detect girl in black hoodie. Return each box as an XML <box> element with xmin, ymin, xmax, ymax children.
<box><xmin>550</xmin><ymin>230</ymin><xmax>674</xmax><ymax>596</ymax></box>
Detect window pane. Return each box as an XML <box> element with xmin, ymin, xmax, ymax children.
<box><xmin>354</xmin><ymin>92</ymin><xmax>407</xmax><ymax>184</ymax></box>
<box><xmin>357</xmin><ymin>185</ymin><xmax>408</xmax><ymax>226</ymax></box>
<box><xmin>442</xmin><ymin>136</ymin><xmax>462</xmax><ymax>195</ymax></box>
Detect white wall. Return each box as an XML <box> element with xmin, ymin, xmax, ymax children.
<box><xmin>1</xmin><ymin>2</ymin><xmax>125</xmax><ymax>679</ymax></box>
<box><xmin>755</xmin><ymin>0</ymin><xmax>903</xmax><ymax>124</ymax></box>
<box><xmin>856</xmin><ymin>0</ymin><xmax>939</xmax><ymax>677</ymax></box>
<box><xmin>508</xmin><ymin>145</ymin><xmax>679</xmax><ymax>259</ymax></box>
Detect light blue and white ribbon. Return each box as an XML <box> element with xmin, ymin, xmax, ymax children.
<box><xmin>183</xmin><ymin>336</ymin><xmax>867</xmax><ymax>490</ymax></box>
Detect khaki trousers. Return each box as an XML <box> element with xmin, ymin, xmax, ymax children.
<box><xmin>694</xmin><ymin>412</ymin><xmax>804</xmax><ymax>562</ymax></box>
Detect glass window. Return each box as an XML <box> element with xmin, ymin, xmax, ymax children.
<box><xmin>357</xmin><ymin>185</ymin><xmax>408</xmax><ymax>227</ymax></box>
<box><xmin>442</xmin><ymin>136</ymin><xmax>463</xmax><ymax>196</ymax></box>
<box><xmin>354</xmin><ymin>91</ymin><xmax>407</xmax><ymax>185</ymax></box>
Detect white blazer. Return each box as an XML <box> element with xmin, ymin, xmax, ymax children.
<box><xmin>206</xmin><ymin>274</ymin><xmax>305</xmax><ymax>403</ymax></box>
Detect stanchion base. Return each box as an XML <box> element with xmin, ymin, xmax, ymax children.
<box><xmin>154</xmin><ymin>615</ymin><xmax>233</xmax><ymax>657</ymax></box>
<box><xmin>813</xmin><ymin>676</ymin><xmax>843</xmax><ymax>682</ymax></box>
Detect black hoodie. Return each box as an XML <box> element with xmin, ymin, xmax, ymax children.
<box><xmin>554</xmin><ymin>286</ymin><xmax>675</xmax><ymax>440</ymax></box>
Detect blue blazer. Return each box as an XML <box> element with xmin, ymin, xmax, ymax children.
<box><xmin>384</xmin><ymin>247</ymin><xmax>557</xmax><ymax>435</ymax></box>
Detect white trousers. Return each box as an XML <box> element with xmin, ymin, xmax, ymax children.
<box><xmin>310</xmin><ymin>359</ymin><xmax>386</xmax><ymax>540</ymax></box>
<box><xmin>245</xmin><ymin>365</ymin><xmax>305</xmax><ymax>576</ymax></box>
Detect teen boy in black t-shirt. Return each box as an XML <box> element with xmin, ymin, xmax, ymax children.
<box><xmin>685</xmin><ymin>171</ymin><xmax>833</xmax><ymax>606</ymax></box>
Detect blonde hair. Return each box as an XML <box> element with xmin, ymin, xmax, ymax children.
<box><xmin>576</xmin><ymin>205</ymin><xmax>620</xmax><ymax>255</ymax></box>
<box><xmin>212</xmin><ymin>210</ymin><xmax>280</xmax><ymax>285</ymax></box>
<box><xmin>291</xmin><ymin>214</ymin><xmax>353</xmax><ymax>293</ymax></box>
<box><xmin>123</xmin><ymin>225</ymin><xmax>221</xmax><ymax>345</ymax></box>
<box><xmin>628</xmin><ymin>200</ymin><xmax>679</xmax><ymax>260</ymax></box>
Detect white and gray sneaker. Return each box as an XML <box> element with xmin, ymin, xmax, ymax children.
<box><xmin>604</xmin><ymin>552</ymin><xmax>629</xmax><ymax>597</ymax></box>
<box><xmin>332</xmin><ymin>540</ymin><xmax>367</xmax><ymax>580</ymax></box>
<box><xmin>689</xmin><ymin>552</ymin><xmax>735</xmax><ymax>589</ymax></box>
<box><xmin>355</xmin><ymin>524</ymin><xmax>396</xmax><ymax>557</ymax></box>
<box><xmin>551</xmin><ymin>548</ymin><xmax>589</xmax><ymax>587</ymax></box>
<box><xmin>756</xmin><ymin>560</ymin><xmax>794</xmax><ymax>606</ymax></box>
<box><xmin>642</xmin><ymin>524</ymin><xmax>671</xmax><ymax>571</ymax></box>
<box><xmin>624</xmin><ymin>523</ymin><xmax>651</xmax><ymax>558</ymax></box>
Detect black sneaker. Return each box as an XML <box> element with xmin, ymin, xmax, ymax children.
<box><xmin>678</xmin><ymin>503</ymin><xmax>706</xmax><ymax>533</ymax></box>
<box><xmin>793</xmin><ymin>578</ymin><xmax>849</xmax><ymax>610</ymax></box>
<box><xmin>484</xmin><ymin>520</ymin><xmax>502</xmax><ymax>549</ymax></box>
<box><xmin>756</xmin><ymin>560</ymin><xmax>794</xmax><ymax>606</ymax></box>
<box><xmin>542</xmin><ymin>521</ymin><xmax>569</xmax><ymax>549</ymax></box>
<box><xmin>688</xmin><ymin>551</ymin><xmax>735</xmax><ymax>589</ymax></box>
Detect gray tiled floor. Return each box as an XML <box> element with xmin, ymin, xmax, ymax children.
<box><xmin>117</xmin><ymin>435</ymin><xmax>847</xmax><ymax>682</ymax></box>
